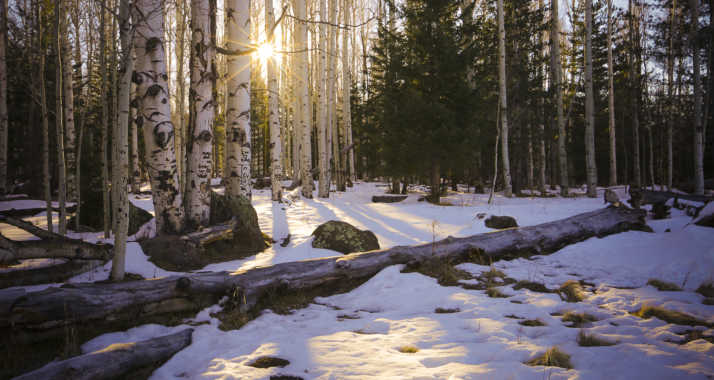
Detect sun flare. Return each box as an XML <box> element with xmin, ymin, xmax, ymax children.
<box><xmin>256</xmin><ymin>43</ymin><xmax>275</xmax><ymax>61</ymax></box>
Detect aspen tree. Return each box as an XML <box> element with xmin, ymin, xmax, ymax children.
<box><xmin>497</xmin><ymin>0</ymin><xmax>512</xmax><ymax>197</ymax></box>
<box><xmin>584</xmin><ymin>0</ymin><xmax>597</xmax><ymax>197</ymax></box>
<box><xmin>267</xmin><ymin>0</ymin><xmax>283</xmax><ymax>201</ymax></box>
<box><xmin>186</xmin><ymin>0</ymin><xmax>216</xmax><ymax>227</ymax></box>
<box><xmin>133</xmin><ymin>0</ymin><xmax>185</xmax><ymax>234</ymax></box>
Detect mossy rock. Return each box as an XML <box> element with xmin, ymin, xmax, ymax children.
<box><xmin>141</xmin><ymin>191</ymin><xmax>268</xmax><ymax>271</ymax></box>
<box><xmin>311</xmin><ymin>220</ymin><xmax>379</xmax><ymax>254</ymax></box>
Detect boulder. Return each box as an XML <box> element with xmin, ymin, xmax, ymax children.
<box><xmin>371</xmin><ymin>195</ymin><xmax>407</xmax><ymax>203</ymax></box>
<box><xmin>311</xmin><ymin>220</ymin><xmax>380</xmax><ymax>254</ymax></box>
<box><xmin>485</xmin><ymin>215</ymin><xmax>518</xmax><ymax>229</ymax></box>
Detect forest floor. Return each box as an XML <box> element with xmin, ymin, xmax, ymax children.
<box><xmin>2</xmin><ymin>183</ymin><xmax>714</xmax><ymax>379</ymax></box>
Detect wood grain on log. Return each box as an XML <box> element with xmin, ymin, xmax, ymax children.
<box><xmin>13</xmin><ymin>329</ymin><xmax>193</xmax><ymax>380</ymax></box>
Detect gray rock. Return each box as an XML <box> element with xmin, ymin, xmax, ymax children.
<box><xmin>485</xmin><ymin>215</ymin><xmax>518</xmax><ymax>229</ymax></box>
<box><xmin>311</xmin><ymin>220</ymin><xmax>380</xmax><ymax>254</ymax></box>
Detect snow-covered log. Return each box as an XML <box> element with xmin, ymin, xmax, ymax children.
<box><xmin>0</xmin><ymin>215</ymin><xmax>112</xmax><ymax>263</ymax></box>
<box><xmin>640</xmin><ymin>190</ymin><xmax>712</xmax><ymax>205</ymax></box>
<box><xmin>0</xmin><ymin>206</ymin><xmax>647</xmax><ymax>347</ymax></box>
<box><xmin>13</xmin><ymin>329</ymin><xmax>193</xmax><ymax>380</ymax></box>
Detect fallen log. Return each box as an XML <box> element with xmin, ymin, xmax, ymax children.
<box><xmin>640</xmin><ymin>190</ymin><xmax>713</xmax><ymax>205</ymax></box>
<box><xmin>0</xmin><ymin>259</ymin><xmax>105</xmax><ymax>289</ymax></box>
<box><xmin>0</xmin><ymin>215</ymin><xmax>112</xmax><ymax>264</ymax></box>
<box><xmin>0</xmin><ymin>206</ymin><xmax>648</xmax><ymax>377</ymax></box>
<box><xmin>13</xmin><ymin>329</ymin><xmax>193</xmax><ymax>380</ymax></box>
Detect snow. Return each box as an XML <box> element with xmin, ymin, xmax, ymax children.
<box><xmin>4</xmin><ymin>182</ymin><xmax>714</xmax><ymax>379</ymax></box>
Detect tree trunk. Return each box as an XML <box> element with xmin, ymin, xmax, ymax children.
<box><xmin>14</xmin><ymin>329</ymin><xmax>193</xmax><ymax>380</ymax></box>
<box><xmin>607</xmin><ymin>0</ymin><xmax>617</xmax><ymax>186</ymax></box>
<box><xmin>224</xmin><ymin>0</ymin><xmax>252</xmax><ymax>199</ymax></box>
<box><xmin>584</xmin><ymin>0</ymin><xmax>597</xmax><ymax>197</ymax></box>
<box><xmin>689</xmin><ymin>0</ymin><xmax>704</xmax><ymax>195</ymax></box>
<box><xmin>267</xmin><ymin>0</ymin><xmax>282</xmax><ymax>202</ymax></box>
<box><xmin>497</xmin><ymin>0</ymin><xmax>512</xmax><ymax>198</ymax></box>
<box><xmin>176</xmin><ymin>0</ymin><xmax>188</xmax><ymax>196</ymax></box>
<box><xmin>0</xmin><ymin>0</ymin><xmax>7</xmax><ymax>195</ymax></box>
<box><xmin>186</xmin><ymin>0</ymin><xmax>216</xmax><ymax>228</ymax></box>
<box><xmin>62</xmin><ymin>16</ymin><xmax>77</xmax><ymax>202</ymax></box>
<box><xmin>100</xmin><ymin>0</ymin><xmax>110</xmax><ymax>238</ymax></box>
<box><xmin>551</xmin><ymin>0</ymin><xmax>568</xmax><ymax>196</ymax></box>
<box><xmin>297</xmin><ymin>0</ymin><xmax>313</xmax><ymax>198</ymax></box>
<box><xmin>346</xmin><ymin>0</ymin><xmax>356</xmax><ymax>186</ymax></box>
<box><xmin>55</xmin><ymin>0</ymin><xmax>67</xmax><ymax>235</ymax></box>
<box><xmin>133</xmin><ymin>0</ymin><xmax>185</xmax><ymax>234</ymax></box>
<box><xmin>629</xmin><ymin>0</ymin><xmax>641</xmax><ymax>188</ymax></box>
<box><xmin>130</xmin><ymin>81</ymin><xmax>142</xmax><ymax>193</ymax></box>
<box><xmin>38</xmin><ymin>4</ymin><xmax>52</xmax><ymax>234</ymax></box>
<box><xmin>110</xmin><ymin>0</ymin><xmax>133</xmax><ymax>281</ymax></box>
<box><xmin>317</xmin><ymin>0</ymin><xmax>329</xmax><ymax>198</ymax></box>
<box><xmin>1</xmin><ymin>206</ymin><xmax>649</xmax><ymax>375</ymax></box>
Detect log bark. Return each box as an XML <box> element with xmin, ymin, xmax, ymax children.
<box><xmin>1</xmin><ymin>206</ymin><xmax>648</xmax><ymax>341</ymax></box>
<box><xmin>0</xmin><ymin>259</ymin><xmax>105</xmax><ymax>289</ymax></box>
<box><xmin>0</xmin><ymin>215</ymin><xmax>112</xmax><ymax>263</ymax></box>
<box><xmin>13</xmin><ymin>329</ymin><xmax>193</xmax><ymax>380</ymax></box>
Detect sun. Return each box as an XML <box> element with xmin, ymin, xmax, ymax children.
<box><xmin>256</xmin><ymin>43</ymin><xmax>275</xmax><ymax>61</ymax></box>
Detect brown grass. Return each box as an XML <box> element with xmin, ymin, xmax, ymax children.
<box><xmin>397</xmin><ymin>345</ymin><xmax>420</xmax><ymax>353</ymax></box>
<box><xmin>631</xmin><ymin>305</ymin><xmax>713</xmax><ymax>327</ymax></box>
<box><xmin>247</xmin><ymin>356</ymin><xmax>290</xmax><ymax>368</ymax></box>
<box><xmin>577</xmin><ymin>330</ymin><xmax>616</xmax><ymax>346</ymax></box>
<box><xmin>404</xmin><ymin>259</ymin><xmax>471</xmax><ymax>286</ymax></box>
<box><xmin>558</xmin><ymin>280</ymin><xmax>586</xmax><ymax>302</ymax></box>
<box><xmin>434</xmin><ymin>307</ymin><xmax>460</xmax><ymax>314</ymax></box>
<box><xmin>561</xmin><ymin>311</ymin><xmax>598</xmax><ymax>327</ymax></box>
<box><xmin>486</xmin><ymin>287</ymin><xmax>510</xmax><ymax>298</ymax></box>
<box><xmin>647</xmin><ymin>279</ymin><xmax>682</xmax><ymax>292</ymax></box>
<box><xmin>696</xmin><ymin>282</ymin><xmax>714</xmax><ymax>298</ymax></box>
<box><xmin>525</xmin><ymin>347</ymin><xmax>573</xmax><ymax>369</ymax></box>
<box><xmin>519</xmin><ymin>319</ymin><xmax>546</xmax><ymax>327</ymax></box>
<box><xmin>513</xmin><ymin>280</ymin><xmax>552</xmax><ymax>293</ymax></box>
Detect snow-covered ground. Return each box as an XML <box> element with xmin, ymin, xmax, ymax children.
<box><xmin>2</xmin><ymin>182</ymin><xmax>713</xmax><ymax>379</ymax></box>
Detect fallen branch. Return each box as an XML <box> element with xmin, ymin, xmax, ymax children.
<box><xmin>0</xmin><ymin>206</ymin><xmax>648</xmax><ymax>377</ymax></box>
<box><xmin>0</xmin><ymin>215</ymin><xmax>112</xmax><ymax>264</ymax></box>
<box><xmin>13</xmin><ymin>329</ymin><xmax>193</xmax><ymax>380</ymax></box>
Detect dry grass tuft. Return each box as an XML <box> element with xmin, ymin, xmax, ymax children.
<box><xmin>519</xmin><ymin>319</ymin><xmax>546</xmax><ymax>327</ymax></box>
<box><xmin>247</xmin><ymin>356</ymin><xmax>290</xmax><ymax>368</ymax></box>
<box><xmin>674</xmin><ymin>329</ymin><xmax>714</xmax><ymax>345</ymax></box>
<box><xmin>486</xmin><ymin>287</ymin><xmax>510</xmax><ymax>298</ymax></box>
<box><xmin>403</xmin><ymin>259</ymin><xmax>471</xmax><ymax>286</ymax></box>
<box><xmin>577</xmin><ymin>330</ymin><xmax>616</xmax><ymax>346</ymax></box>
<box><xmin>696</xmin><ymin>282</ymin><xmax>714</xmax><ymax>298</ymax></box>
<box><xmin>647</xmin><ymin>279</ymin><xmax>682</xmax><ymax>292</ymax></box>
<box><xmin>525</xmin><ymin>347</ymin><xmax>573</xmax><ymax>369</ymax></box>
<box><xmin>397</xmin><ymin>345</ymin><xmax>420</xmax><ymax>353</ymax></box>
<box><xmin>434</xmin><ymin>307</ymin><xmax>460</xmax><ymax>314</ymax></box>
<box><xmin>558</xmin><ymin>280</ymin><xmax>586</xmax><ymax>302</ymax></box>
<box><xmin>561</xmin><ymin>311</ymin><xmax>598</xmax><ymax>327</ymax></box>
<box><xmin>631</xmin><ymin>305</ymin><xmax>713</xmax><ymax>327</ymax></box>
<box><xmin>513</xmin><ymin>280</ymin><xmax>552</xmax><ymax>293</ymax></box>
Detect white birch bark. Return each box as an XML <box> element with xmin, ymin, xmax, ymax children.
<box><xmin>690</xmin><ymin>0</ymin><xmax>703</xmax><ymax>194</ymax></box>
<box><xmin>497</xmin><ymin>0</ymin><xmax>512</xmax><ymax>198</ymax></box>
<box><xmin>111</xmin><ymin>0</ymin><xmax>133</xmax><ymax>281</ymax></box>
<box><xmin>297</xmin><ymin>0</ymin><xmax>313</xmax><ymax>198</ymax></box>
<box><xmin>186</xmin><ymin>0</ymin><xmax>215</xmax><ymax>227</ymax></box>
<box><xmin>317</xmin><ymin>0</ymin><xmax>329</xmax><ymax>198</ymax></box>
<box><xmin>175</xmin><ymin>0</ymin><xmax>188</xmax><ymax>195</ymax></box>
<box><xmin>267</xmin><ymin>0</ymin><xmax>282</xmax><ymax>201</ymax></box>
<box><xmin>0</xmin><ymin>0</ymin><xmax>7</xmax><ymax>194</ymax></box>
<box><xmin>224</xmin><ymin>0</ymin><xmax>252</xmax><ymax>198</ymax></box>
<box><xmin>62</xmin><ymin>16</ymin><xmax>77</xmax><ymax>202</ymax></box>
<box><xmin>584</xmin><ymin>0</ymin><xmax>597</xmax><ymax>197</ymax></box>
<box><xmin>607</xmin><ymin>0</ymin><xmax>617</xmax><ymax>186</ymax></box>
<box><xmin>551</xmin><ymin>0</ymin><xmax>568</xmax><ymax>196</ymax></box>
<box><xmin>133</xmin><ymin>0</ymin><xmax>185</xmax><ymax>234</ymax></box>
<box><xmin>101</xmin><ymin>0</ymin><xmax>111</xmax><ymax>238</ymax></box>
<box><xmin>342</xmin><ymin>0</ymin><xmax>354</xmax><ymax>185</ymax></box>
